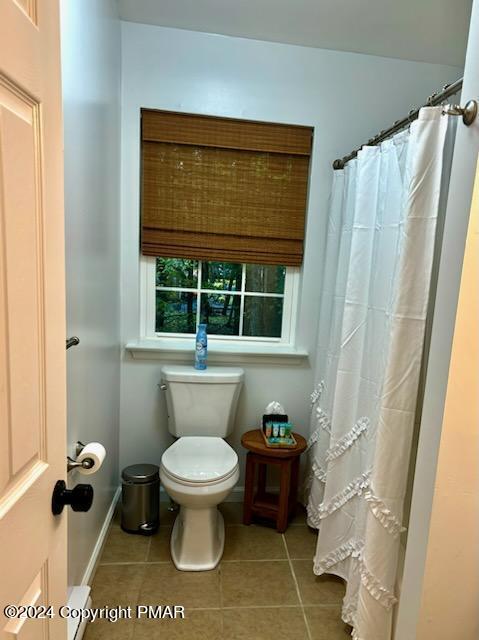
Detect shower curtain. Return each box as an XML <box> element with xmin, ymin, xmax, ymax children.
<box><xmin>307</xmin><ymin>107</ymin><xmax>455</xmax><ymax>640</ymax></box>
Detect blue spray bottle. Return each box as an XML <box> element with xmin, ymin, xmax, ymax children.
<box><xmin>195</xmin><ymin>324</ymin><xmax>208</xmax><ymax>370</ymax></box>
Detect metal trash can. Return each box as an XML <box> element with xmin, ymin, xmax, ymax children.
<box><xmin>121</xmin><ymin>464</ymin><xmax>159</xmax><ymax>535</ymax></box>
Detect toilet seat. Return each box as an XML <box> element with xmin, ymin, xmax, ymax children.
<box><xmin>160</xmin><ymin>464</ymin><xmax>238</xmax><ymax>488</ymax></box>
<box><xmin>161</xmin><ymin>436</ymin><xmax>238</xmax><ymax>485</ymax></box>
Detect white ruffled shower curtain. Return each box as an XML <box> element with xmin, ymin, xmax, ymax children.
<box><xmin>306</xmin><ymin>107</ymin><xmax>455</xmax><ymax>640</ymax></box>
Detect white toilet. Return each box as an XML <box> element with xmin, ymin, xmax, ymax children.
<box><xmin>159</xmin><ymin>365</ymin><xmax>244</xmax><ymax>571</ymax></box>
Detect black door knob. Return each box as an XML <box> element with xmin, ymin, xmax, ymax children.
<box><xmin>52</xmin><ymin>480</ymin><xmax>94</xmax><ymax>515</ymax></box>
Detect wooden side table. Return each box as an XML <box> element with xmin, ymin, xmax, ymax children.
<box><xmin>241</xmin><ymin>429</ymin><xmax>307</xmax><ymax>533</ymax></box>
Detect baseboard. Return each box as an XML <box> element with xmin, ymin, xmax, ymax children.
<box><xmin>67</xmin><ymin>587</ymin><xmax>91</xmax><ymax>640</ymax></box>
<box><xmin>159</xmin><ymin>485</ymin><xmax>288</xmax><ymax>503</ymax></box>
<box><xmin>226</xmin><ymin>486</ymin><xmax>245</xmax><ymax>502</ymax></box>
<box><xmin>226</xmin><ymin>485</ymin><xmax>280</xmax><ymax>502</ymax></box>
<box><xmin>75</xmin><ymin>594</ymin><xmax>91</xmax><ymax>640</ymax></box>
<box><xmin>81</xmin><ymin>485</ymin><xmax>121</xmax><ymax>586</ymax></box>
<box><xmin>160</xmin><ymin>485</ymin><xmax>246</xmax><ymax>502</ymax></box>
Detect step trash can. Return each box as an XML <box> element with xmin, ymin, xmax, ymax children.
<box><xmin>121</xmin><ymin>463</ymin><xmax>159</xmax><ymax>535</ymax></box>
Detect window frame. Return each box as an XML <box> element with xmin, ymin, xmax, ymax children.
<box><xmin>139</xmin><ymin>256</ymin><xmax>300</xmax><ymax>347</ymax></box>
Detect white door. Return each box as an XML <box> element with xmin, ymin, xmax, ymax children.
<box><xmin>0</xmin><ymin>0</ymin><xmax>67</xmax><ymax>638</ymax></box>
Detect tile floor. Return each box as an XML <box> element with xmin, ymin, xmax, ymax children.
<box><xmin>84</xmin><ymin>502</ymin><xmax>351</xmax><ymax>640</ymax></box>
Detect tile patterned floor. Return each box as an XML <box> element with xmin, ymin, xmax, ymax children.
<box><xmin>84</xmin><ymin>503</ymin><xmax>351</xmax><ymax>640</ymax></box>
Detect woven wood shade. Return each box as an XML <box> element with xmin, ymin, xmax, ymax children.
<box><xmin>141</xmin><ymin>109</ymin><xmax>313</xmax><ymax>266</ymax></box>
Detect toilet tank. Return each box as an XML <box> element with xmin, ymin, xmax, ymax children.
<box><xmin>161</xmin><ymin>366</ymin><xmax>244</xmax><ymax>437</ymax></box>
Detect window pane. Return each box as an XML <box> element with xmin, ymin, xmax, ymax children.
<box><xmin>245</xmin><ymin>264</ymin><xmax>285</xmax><ymax>294</ymax></box>
<box><xmin>156</xmin><ymin>291</ymin><xmax>197</xmax><ymax>333</ymax></box>
<box><xmin>243</xmin><ymin>296</ymin><xmax>283</xmax><ymax>337</ymax></box>
<box><xmin>200</xmin><ymin>293</ymin><xmax>240</xmax><ymax>335</ymax></box>
<box><xmin>201</xmin><ymin>261</ymin><xmax>242</xmax><ymax>291</ymax></box>
<box><xmin>156</xmin><ymin>258</ymin><xmax>198</xmax><ymax>288</ymax></box>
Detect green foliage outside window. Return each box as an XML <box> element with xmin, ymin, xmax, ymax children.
<box><xmin>155</xmin><ymin>258</ymin><xmax>285</xmax><ymax>338</ymax></box>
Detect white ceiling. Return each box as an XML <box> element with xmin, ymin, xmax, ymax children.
<box><xmin>118</xmin><ymin>0</ymin><xmax>472</xmax><ymax>67</ymax></box>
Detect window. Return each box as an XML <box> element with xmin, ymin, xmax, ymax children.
<box><xmin>141</xmin><ymin>257</ymin><xmax>299</xmax><ymax>343</ymax></box>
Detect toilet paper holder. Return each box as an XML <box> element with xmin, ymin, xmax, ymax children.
<box><xmin>67</xmin><ymin>441</ymin><xmax>94</xmax><ymax>473</ymax></box>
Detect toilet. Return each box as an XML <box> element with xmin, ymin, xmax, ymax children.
<box><xmin>159</xmin><ymin>365</ymin><xmax>244</xmax><ymax>571</ymax></box>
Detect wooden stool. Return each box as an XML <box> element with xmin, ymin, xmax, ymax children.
<box><xmin>241</xmin><ymin>429</ymin><xmax>307</xmax><ymax>533</ymax></box>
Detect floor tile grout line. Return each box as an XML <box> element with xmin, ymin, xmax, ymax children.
<box><xmin>301</xmin><ymin>604</ymin><xmax>343</xmax><ymax>609</ymax></box>
<box><xmin>111</xmin><ymin>524</ymin><xmax>172</xmax><ymax>530</ymax></box>
<box><xmin>98</xmin><ymin>557</ymin><xmax>314</xmax><ymax>567</ymax></box>
<box><xmin>185</xmin><ymin>604</ymin><xmax>340</xmax><ymax>611</ymax></box>
<box><xmin>128</xmin><ymin>567</ymin><xmax>145</xmax><ymax>640</ymax></box>
<box><xmin>145</xmin><ymin>536</ymin><xmax>152</xmax><ymax>563</ymax></box>
<box><xmin>224</xmin><ymin>523</ymin><xmax>308</xmax><ymax>528</ymax></box>
<box><xmin>98</xmin><ymin>558</ymin><xmax>295</xmax><ymax>566</ymax></box>
<box><xmin>282</xmin><ymin>532</ymin><xmax>313</xmax><ymax>640</ymax></box>
<box><xmin>217</xmin><ymin>558</ymin><xmax>290</xmax><ymax>563</ymax></box>
<box><xmin>185</xmin><ymin>604</ymin><xmax>306</xmax><ymax>613</ymax></box>
<box><xmin>99</xmin><ymin>560</ymin><xmax>172</xmax><ymax>566</ymax></box>
<box><xmin>218</xmin><ymin>562</ymin><xmax>224</xmax><ymax>636</ymax></box>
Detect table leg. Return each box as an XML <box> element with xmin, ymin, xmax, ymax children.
<box><xmin>243</xmin><ymin>453</ymin><xmax>255</xmax><ymax>525</ymax></box>
<box><xmin>289</xmin><ymin>456</ymin><xmax>300</xmax><ymax>518</ymax></box>
<box><xmin>277</xmin><ymin>459</ymin><xmax>292</xmax><ymax>532</ymax></box>
<box><xmin>257</xmin><ymin>463</ymin><xmax>267</xmax><ymax>500</ymax></box>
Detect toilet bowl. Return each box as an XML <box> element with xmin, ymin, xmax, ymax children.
<box><xmin>159</xmin><ymin>365</ymin><xmax>244</xmax><ymax>571</ymax></box>
<box><xmin>160</xmin><ymin>436</ymin><xmax>239</xmax><ymax>571</ymax></box>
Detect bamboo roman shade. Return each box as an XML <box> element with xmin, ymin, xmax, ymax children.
<box><xmin>140</xmin><ymin>109</ymin><xmax>313</xmax><ymax>266</ymax></box>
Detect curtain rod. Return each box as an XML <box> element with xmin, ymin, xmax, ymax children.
<box><xmin>332</xmin><ymin>77</ymin><xmax>463</xmax><ymax>169</ymax></box>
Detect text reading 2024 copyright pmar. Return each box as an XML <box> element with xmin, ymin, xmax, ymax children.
<box><xmin>3</xmin><ymin>604</ymin><xmax>185</xmax><ymax>622</ymax></box>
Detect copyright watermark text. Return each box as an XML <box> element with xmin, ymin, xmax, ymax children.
<box><xmin>4</xmin><ymin>604</ymin><xmax>185</xmax><ymax>623</ymax></box>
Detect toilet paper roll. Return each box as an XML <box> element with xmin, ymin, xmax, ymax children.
<box><xmin>77</xmin><ymin>442</ymin><xmax>106</xmax><ymax>475</ymax></box>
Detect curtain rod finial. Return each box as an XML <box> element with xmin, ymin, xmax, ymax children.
<box><xmin>463</xmin><ymin>99</ymin><xmax>478</xmax><ymax>126</ymax></box>
<box><xmin>443</xmin><ymin>99</ymin><xmax>478</xmax><ymax>126</ymax></box>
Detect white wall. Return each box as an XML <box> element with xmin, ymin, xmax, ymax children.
<box><xmin>395</xmin><ymin>1</ymin><xmax>479</xmax><ymax>635</ymax></box>
<box><xmin>417</xmin><ymin>160</ymin><xmax>478</xmax><ymax>640</ymax></box>
<box><xmin>119</xmin><ymin>22</ymin><xmax>461</xmax><ymax>489</ymax></box>
<box><xmin>61</xmin><ymin>0</ymin><xmax>121</xmax><ymax>585</ymax></box>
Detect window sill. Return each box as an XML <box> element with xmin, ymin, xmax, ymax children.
<box><xmin>125</xmin><ymin>338</ymin><xmax>309</xmax><ymax>366</ymax></box>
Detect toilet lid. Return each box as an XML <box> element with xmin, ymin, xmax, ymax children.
<box><xmin>161</xmin><ymin>437</ymin><xmax>238</xmax><ymax>483</ymax></box>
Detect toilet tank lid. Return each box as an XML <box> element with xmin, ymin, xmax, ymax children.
<box><xmin>161</xmin><ymin>365</ymin><xmax>244</xmax><ymax>384</ymax></box>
